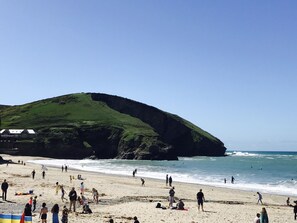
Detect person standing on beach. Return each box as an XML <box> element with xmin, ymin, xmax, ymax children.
<box><xmin>169</xmin><ymin>176</ymin><xmax>173</xmax><ymax>187</ymax></box>
<box><xmin>257</xmin><ymin>192</ymin><xmax>263</xmax><ymax>204</ymax></box>
<box><xmin>293</xmin><ymin>201</ymin><xmax>297</xmax><ymax>220</ymax></box>
<box><xmin>141</xmin><ymin>178</ymin><xmax>145</xmax><ymax>186</ymax></box>
<box><xmin>61</xmin><ymin>205</ymin><xmax>69</xmax><ymax>223</ymax></box>
<box><xmin>39</xmin><ymin>202</ymin><xmax>48</xmax><ymax>223</ymax></box>
<box><xmin>254</xmin><ymin>213</ymin><xmax>260</xmax><ymax>223</ymax></box>
<box><xmin>260</xmin><ymin>207</ymin><xmax>269</xmax><ymax>223</ymax></box>
<box><xmin>55</xmin><ymin>182</ymin><xmax>59</xmax><ymax>195</ymax></box>
<box><xmin>65</xmin><ymin>165</ymin><xmax>68</xmax><ymax>172</ymax></box>
<box><xmin>31</xmin><ymin>169</ymin><xmax>36</xmax><ymax>179</ymax></box>
<box><xmin>69</xmin><ymin>187</ymin><xmax>77</xmax><ymax>212</ymax></box>
<box><xmin>32</xmin><ymin>196</ymin><xmax>37</xmax><ymax>212</ymax></box>
<box><xmin>92</xmin><ymin>188</ymin><xmax>99</xmax><ymax>204</ymax></box>
<box><xmin>166</xmin><ymin>174</ymin><xmax>169</xmax><ymax>186</ymax></box>
<box><xmin>231</xmin><ymin>176</ymin><xmax>235</xmax><ymax>184</ymax></box>
<box><xmin>1</xmin><ymin>179</ymin><xmax>8</xmax><ymax>201</ymax></box>
<box><xmin>134</xmin><ymin>216</ymin><xmax>140</xmax><ymax>223</ymax></box>
<box><xmin>80</xmin><ymin>182</ymin><xmax>85</xmax><ymax>195</ymax></box>
<box><xmin>168</xmin><ymin>187</ymin><xmax>175</xmax><ymax>208</ymax></box>
<box><xmin>197</xmin><ymin>189</ymin><xmax>205</xmax><ymax>211</ymax></box>
<box><xmin>62</xmin><ymin>165</ymin><xmax>64</xmax><ymax>172</ymax></box>
<box><xmin>51</xmin><ymin>204</ymin><xmax>59</xmax><ymax>223</ymax></box>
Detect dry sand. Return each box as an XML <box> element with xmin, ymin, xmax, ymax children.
<box><xmin>0</xmin><ymin>154</ymin><xmax>296</xmax><ymax>223</ymax></box>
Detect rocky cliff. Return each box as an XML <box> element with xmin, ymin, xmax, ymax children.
<box><xmin>0</xmin><ymin>93</ymin><xmax>226</xmax><ymax>160</ymax></box>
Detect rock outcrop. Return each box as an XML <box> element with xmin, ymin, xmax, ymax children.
<box><xmin>0</xmin><ymin>93</ymin><xmax>226</xmax><ymax>160</ymax></box>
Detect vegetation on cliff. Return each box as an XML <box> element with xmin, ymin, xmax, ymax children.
<box><xmin>0</xmin><ymin>93</ymin><xmax>226</xmax><ymax>160</ymax></box>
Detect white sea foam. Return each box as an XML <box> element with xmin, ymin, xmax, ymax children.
<box><xmin>27</xmin><ymin>151</ymin><xmax>297</xmax><ymax>197</ymax></box>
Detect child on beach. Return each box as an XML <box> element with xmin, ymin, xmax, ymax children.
<box><xmin>92</xmin><ymin>188</ymin><xmax>99</xmax><ymax>204</ymax></box>
<box><xmin>61</xmin><ymin>185</ymin><xmax>67</xmax><ymax>202</ymax></box>
<box><xmin>61</xmin><ymin>205</ymin><xmax>69</xmax><ymax>223</ymax></box>
<box><xmin>32</xmin><ymin>196</ymin><xmax>37</xmax><ymax>212</ymax></box>
<box><xmin>39</xmin><ymin>202</ymin><xmax>48</xmax><ymax>223</ymax></box>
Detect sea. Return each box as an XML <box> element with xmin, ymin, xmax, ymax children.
<box><xmin>28</xmin><ymin>151</ymin><xmax>297</xmax><ymax>197</ymax></box>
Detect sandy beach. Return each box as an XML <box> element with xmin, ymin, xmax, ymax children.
<box><xmin>0</xmin><ymin>154</ymin><xmax>296</xmax><ymax>223</ymax></box>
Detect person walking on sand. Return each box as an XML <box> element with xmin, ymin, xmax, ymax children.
<box><xmin>39</xmin><ymin>202</ymin><xmax>48</xmax><ymax>223</ymax></box>
<box><xmin>31</xmin><ymin>170</ymin><xmax>36</xmax><ymax>179</ymax></box>
<box><xmin>1</xmin><ymin>179</ymin><xmax>9</xmax><ymax>201</ymax></box>
<box><xmin>197</xmin><ymin>189</ymin><xmax>205</xmax><ymax>211</ymax></box>
<box><xmin>257</xmin><ymin>192</ymin><xmax>263</xmax><ymax>204</ymax></box>
<box><xmin>51</xmin><ymin>204</ymin><xmax>59</xmax><ymax>223</ymax></box>
<box><xmin>68</xmin><ymin>187</ymin><xmax>77</xmax><ymax>212</ymax></box>
<box><xmin>169</xmin><ymin>176</ymin><xmax>173</xmax><ymax>187</ymax></box>
<box><xmin>260</xmin><ymin>207</ymin><xmax>269</xmax><ymax>223</ymax></box>
<box><xmin>141</xmin><ymin>178</ymin><xmax>145</xmax><ymax>186</ymax></box>
<box><xmin>42</xmin><ymin>170</ymin><xmax>45</xmax><ymax>179</ymax></box>
<box><xmin>168</xmin><ymin>187</ymin><xmax>175</xmax><ymax>208</ymax></box>
<box><xmin>61</xmin><ymin>185</ymin><xmax>67</xmax><ymax>202</ymax></box>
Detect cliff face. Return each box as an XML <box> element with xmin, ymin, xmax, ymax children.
<box><xmin>0</xmin><ymin>93</ymin><xmax>226</xmax><ymax>160</ymax></box>
<box><xmin>90</xmin><ymin>93</ymin><xmax>226</xmax><ymax>157</ymax></box>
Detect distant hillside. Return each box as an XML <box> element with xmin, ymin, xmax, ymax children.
<box><xmin>0</xmin><ymin>93</ymin><xmax>226</xmax><ymax>160</ymax></box>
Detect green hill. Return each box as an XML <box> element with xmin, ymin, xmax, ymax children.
<box><xmin>0</xmin><ymin>93</ymin><xmax>226</xmax><ymax>160</ymax></box>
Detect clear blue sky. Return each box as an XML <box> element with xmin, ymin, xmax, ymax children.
<box><xmin>1</xmin><ymin>1</ymin><xmax>297</xmax><ymax>151</ymax></box>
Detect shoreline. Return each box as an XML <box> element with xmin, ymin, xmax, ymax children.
<box><xmin>26</xmin><ymin>156</ymin><xmax>297</xmax><ymax>197</ymax></box>
<box><xmin>1</xmin><ymin>154</ymin><xmax>296</xmax><ymax>222</ymax></box>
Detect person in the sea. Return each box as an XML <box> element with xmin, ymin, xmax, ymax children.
<box><xmin>168</xmin><ymin>187</ymin><xmax>175</xmax><ymax>208</ymax></box>
<box><xmin>169</xmin><ymin>176</ymin><xmax>173</xmax><ymax>187</ymax></box>
<box><xmin>260</xmin><ymin>207</ymin><xmax>269</xmax><ymax>223</ymax></box>
<box><xmin>68</xmin><ymin>187</ymin><xmax>77</xmax><ymax>212</ymax></box>
<box><xmin>39</xmin><ymin>202</ymin><xmax>48</xmax><ymax>223</ymax></box>
<box><xmin>51</xmin><ymin>204</ymin><xmax>59</xmax><ymax>223</ymax></box>
<box><xmin>1</xmin><ymin>179</ymin><xmax>9</xmax><ymax>201</ymax></box>
<box><xmin>253</xmin><ymin>213</ymin><xmax>260</xmax><ymax>223</ymax></box>
<box><xmin>231</xmin><ymin>176</ymin><xmax>235</xmax><ymax>184</ymax></box>
<box><xmin>257</xmin><ymin>192</ymin><xmax>263</xmax><ymax>204</ymax></box>
<box><xmin>197</xmin><ymin>189</ymin><xmax>205</xmax><ymax>211</ymax></box>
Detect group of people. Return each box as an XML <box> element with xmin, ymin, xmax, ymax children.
<box><xmin>168</xmin><ymin>186</ymin><xmax>205</xmax><ymax>211</ymax></box>
<box><xmin>253</xmin><ymin>208</ymin><xmax>269</xmax><ymax>223</ymax></box>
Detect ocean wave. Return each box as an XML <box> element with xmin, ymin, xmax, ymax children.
<box><xmin>227</xmin><ymin>151</ymin><xmax>260</xmax><ymax>157</ymax></box>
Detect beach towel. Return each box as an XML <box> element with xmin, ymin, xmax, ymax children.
<box><xmin>0</xmin><ymin>214</ymin><xmax>32</xmax><ymax>223</ymax></box>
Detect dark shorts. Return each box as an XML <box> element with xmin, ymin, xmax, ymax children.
<box><xmin>41</xmin><ymin>213</ymin><xmax>47</xmax><ymax>219</ymax></box>
<box><xmin>197</xmin><ymin>199</ymin><xmax>203</xmax><ymax>205</ymax></box>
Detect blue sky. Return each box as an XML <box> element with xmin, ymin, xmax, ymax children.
<box><xmin>1</xmin><ymin>1</ymin><xmax>296</xmax><ymax>151</ymax></box>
